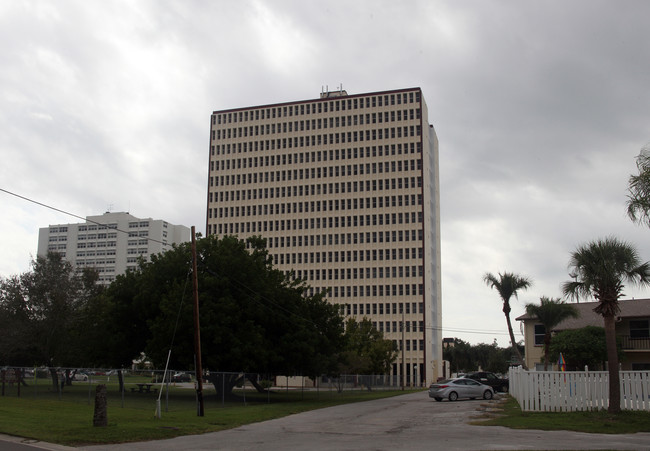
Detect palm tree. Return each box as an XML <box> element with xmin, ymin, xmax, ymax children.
<box><xmin>562</xmin><ymin>236</ymin><xmax>650</xmax><ymax>413</ymax></box>
<box><xmin>484</xmin><ymin>271</ymin><xmax>532</xmax><ymax>369</ymax></box>
<box><xmin>524</xmin><ymin>297</ymin><xmax>578</xmax><ymax>370</ymax></box>
<box><xmin>627</xmin><ymin>143</ymin><xmax>650</xmax><ymax>227</ymax></box>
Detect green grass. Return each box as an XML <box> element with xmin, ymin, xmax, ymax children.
<box><xmin>0</xmin><ymin>380</ymin><xmax>414</xmax><ymax>446</ymax></box>
<box><xmin>478</xmin><ymin>396</ymin><xmax>650</xmax><ymax>434</ymax></box>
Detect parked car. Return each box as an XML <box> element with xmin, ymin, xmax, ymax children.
<box><xmin>462</xmin><ymin>372</ymin><xmax>509</xmax><ymax>393</ymax></box>
<box><xmin>429</xmin><ymin>377</ymin><xmax>494</xmax><ymax>402</ymax></box>
<box><xmin>171</xmin><ymin>372</ymin><xmax>192</xmax><ymax>382</ymax></box>
<box><xmin>72</xmin><ymin>372</ymin><xmax>89</xmax><ymax>381</ymax></box>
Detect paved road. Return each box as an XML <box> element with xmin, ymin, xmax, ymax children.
<box><xmin>5</xmin><ymin>392</ymin><xmax>650</xmax><ymax>450</ymax></box>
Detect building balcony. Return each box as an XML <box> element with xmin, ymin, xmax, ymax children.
<box><xmin>619</xmin><ymin>335</ymin><xmax>650</xmax><ymax>351</ymax></box>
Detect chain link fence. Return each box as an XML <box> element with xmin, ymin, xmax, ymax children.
<box><xmin>1</xmin><ymin>367</ymin><xmax>414</xmax><ymax>412</ymax></box>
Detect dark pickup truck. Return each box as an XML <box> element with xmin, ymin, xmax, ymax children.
<box><xmin>463</xmin><ymin>371</ymin><xmax>509</xmax><ymax>392</ymax></box>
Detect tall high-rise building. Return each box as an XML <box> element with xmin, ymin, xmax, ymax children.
<box><xmin>37</xmin><ymin>212</ymin><xmax>191</xmax><ymax>285</ymax></box>
<box><xmin>206</xmin><ymin>87</ymin><xmax>441</xmax><ymax>385</ymax></box>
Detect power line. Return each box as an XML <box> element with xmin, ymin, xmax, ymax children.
<box><xmin>2</xmin><ymin>187</ymin><xmax>522</xmax><ymax>340</ymax></box>
<box><xmin>1</xmin><ymin>187</ymin><xmax>167</xmax><ymax>246</ymax></box>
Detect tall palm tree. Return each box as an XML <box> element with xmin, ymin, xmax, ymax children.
<box><xmin>524</xmin><ymin>296</ymin><xmax>578</xmax><ymax>370</ymax></box>
<box><xmin>562</xmin><ymin>236</ymin><xmax>650</xmax><ymax>413</ymax></box>
<box><xmin>626</xmin><ymin>143</ymin><xmax>650</xmax><ymax>227</ymax></box>
<box><xmin>484</xmin><ymin>271</ymin><xmax>532</xmax><ymax>369</ymax></box>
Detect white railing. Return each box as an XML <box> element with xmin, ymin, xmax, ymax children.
<box><xmin>509</xmin><ymin>367</ymin><xmax>650</xmax><ymax>412</ymax></box>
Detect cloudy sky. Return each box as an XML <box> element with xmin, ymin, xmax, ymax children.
<box><xmin>2</xmin><ymin>0</ymin><xmax>650</xmax><ymax>347</ymax></box>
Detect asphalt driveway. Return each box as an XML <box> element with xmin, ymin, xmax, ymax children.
<box><xmin>6</xmin><ymin>391</ymin><xmax>650</xmax><ymax>450</ymax></box>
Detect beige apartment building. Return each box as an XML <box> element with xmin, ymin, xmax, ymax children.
<box><xmin>206</xmin><ymin>87</ymin><xmax>442</xmax><ymax>385</ymax></box>
<box><xmin>37</xmin><ymin>212</ymin><xmax>190</xmax><ymax>285</ymax></box>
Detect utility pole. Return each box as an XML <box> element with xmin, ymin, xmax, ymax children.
<box><xmin>191</xmin><ymin>226</ymin><xmax>204</xmax><ymax>416</ymax></box>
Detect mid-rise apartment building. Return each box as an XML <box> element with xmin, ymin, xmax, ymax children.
<box><xmin>206</xmin><ymin>87</ymin><xmax>442</xmax><ymax>384</ymax></box>
<box><xmin>37</xmin><ymin>212</ymin><xmax>191</xmax><ymax>285</ymax></box>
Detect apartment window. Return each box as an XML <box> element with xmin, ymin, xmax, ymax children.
<box><xmin>534</xmin><ymin>324</ymin><xmax>545</xmax><ymax>346</ymax></box>
<box><xmin>630</xmin><ymin>320</ymin><xmax>649</xmax><ymax>339</ymax></box>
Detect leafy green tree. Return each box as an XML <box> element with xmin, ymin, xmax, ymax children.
<box><xmin>0</xmin><ymin>253</ymin><xmax>101</xmax><ymax>368</ymax></box>
<box><xmin>338</xmin><ymin>318</ymin><xmax>397</xmax><ymax>375</ymax></box>
<box><xmin>562</xmin><ymin>237</ymin><xmax>650</xmax><ymax>413</ymax></box>
<box><xmin>549</xmin><ymin>326</ymin><xmax>611</xmax><ymax>370</ymax></box>
<box><xmin>483</xmin><ymin>271</ymin><xmax>532</xmax><ymax>369</ymax></box>
<box><xmin>442</xmin><ymin>338</ymin><xmax>474</xmax><ymax>374</ymax></box>
<box><xmin>0</xmin><ymin>275</ymin><xmax>33</xmax><ymax>365</ymax></box>
<box><xmin>525</xmin><ymin>297</ymin><xmax>578</xmax><ymax>370</ymax></box>
<box><xmin>626</xmin><ymin>144</ymin><xmax>650</xmax><ymax>227</ymax></box>
<box><xmin>104</xmin><ymin>235</ymin><xmax>345</xmax><ymax>397</ymax></box>
<box><xmin>442</xmin><ymin>338</ymin><xmax>512</xmax><ymax>375</ymax></box>
<box><xmin>471</xmin><ymin>341</ymin><xmax>510</xmax><ymax>374</ymax></box>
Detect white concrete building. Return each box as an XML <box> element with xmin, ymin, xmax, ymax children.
<box><xmin>37</xmin><ymin>212</ymin><xmax>191</xmax><ymax>285</ymax></box>
<box><xmin>206</xmin><ymin>87</ymin><xmax>442</xmax><ymax>385</ymax></box>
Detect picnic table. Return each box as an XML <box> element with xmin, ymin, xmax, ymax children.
<box><xmin>131</xmin><ymin>383</ymin><xmax>157</xmax><ymax>394</ymax></box>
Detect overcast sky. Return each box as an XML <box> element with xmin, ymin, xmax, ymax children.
<box><xmin>2</xmin><ymin>0</ymin><xmax>650</xmax><ymax>347</ymax></box>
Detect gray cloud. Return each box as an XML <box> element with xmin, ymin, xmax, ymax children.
<box><xmin>2</xmin><ymin>0</ymin><xmax>650</xmax><ymax>345</ymax></box>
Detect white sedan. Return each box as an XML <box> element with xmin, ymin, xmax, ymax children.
<box><xmin>429</xmin><ymin>377</ymin><xmax>494</xmax><ymax>402</ymax></box>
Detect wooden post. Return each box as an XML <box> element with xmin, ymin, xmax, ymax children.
<box><xmin>191</xmin><ymin>226</ymin><xmax>204</xmax><ymax>416</ymax></box>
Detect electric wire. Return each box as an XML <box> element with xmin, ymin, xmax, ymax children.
<box><xmin>2</xmin><ymin>187</ymin><xmax>522</xmax><ymax>340</ymax></box>
<box><xmin>0</xmin><ymin>187</ymin><xmax>167</xmax><ymax>246</ymax></box>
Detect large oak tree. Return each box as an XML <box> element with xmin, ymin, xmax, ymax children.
<box><xmin>104</xmin><ymin>234</ymin><xmax>345</xmax><ymax>397</ymax></box>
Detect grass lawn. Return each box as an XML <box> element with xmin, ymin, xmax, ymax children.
<box><xmin>0</xmin><ymin>379</ymin><xmax>414</xmax><ymax>446</ymax></box>
<box><xmin>478</xmin><ymin>396</ymin><xmax>650</xmax><ymax>434</ymax></box>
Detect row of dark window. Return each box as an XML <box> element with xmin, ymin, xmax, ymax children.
<box><xmin>212</xmin><ymin>208</ymin><xmax>422</xmax><ymax>227</ymax></box>
<box><xmin>213</xmin><ymin>91</ymin><xmax>421</xmax><ymax>125</ymax></box>
<box><xmin>210</xmin><ymin>195</ymin><xmax>421</xmax><ymax>214</ymax></box>
<box><xmin>346</xmin><ymin>301</ymin><xmax>424</xmax><ymax>316</ymax></box>
<box><xmin>211</xmin><ymin>143</ymin><xmax>420</xmax><ymax>163</ymax></box>
<box><xmin>211</xmin><ymin>127</ymin><xmax>422</xmax><ymax>151</ymax></box>
<box><xmin>290</xmin><ymin>264</ymin><xmax>424</xmax><ymax>280</ymax></box>
<box><xmin>392</xmin><ymin>339</ymin><xmax>424</xmax><ymax>352</ymax></box>
<box><xmin>303</xmin><ymin>283</ymin><xmax>424</xmax><ymax>299</ymax></box>
<box><xmin>213</xmin><ymin>109</ymin><xmax>421</xmax><ymax>139</ymax></box>
<box><xmin>262</xmin><ymin>231</ymin><xmax>423</xmax><ymax>250</ymax></box>
<box><xmin>211</xmin><ymin>160</ymin><xmax>420</xmax><ymax>181</ymax></box>
<box><xmin>210</xmin><ymin>183</ymin><xmax>423</xmax><ymax>206</ymax></box>
<box><xmin>211</xmin><ymin>216</ymin><xmax>423</xmax><ymax>235</ymax></box>
<box><xmin>272</xmin><ymin>246</ymin><xmax>424</xmax><ymax>263</ymax></box>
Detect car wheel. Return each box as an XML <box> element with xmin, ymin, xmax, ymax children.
<box><xmin>434</xmin><ymin>397</ymin><xmax>442</xmax><ymax>402</ymax></box>
<box><xmin>448</xmin><ymin>391</ymin><xmax>458</xmax><ymax>401</ymax></box>
<box><xmin>483</xmin><ymin>390</ymin><xmax>493</xmax><ymax>400</ymax></box>
<box><xmin>501</xmin><ymin>385</ymin><xmax>509</xmax><ymax>393</ymax></box>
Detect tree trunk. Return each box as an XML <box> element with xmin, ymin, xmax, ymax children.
<box><xmin>603</xmin><ymin>314</ymin><xmax>620</xmax><ymax>413</ymax></box>
<box><xmin>246</xmin><ymin>374</ymin><xmax>267</xmax><ymax>393</ymax></box>
<box><xmin>49</xmin><ymin>368</ymin><xmax>59</xmax><ymax>391</ymax></box>
<box><xmin>93</xmin><ymin>384</ymin><xmax>108</xmax><ymax>427</ymax></box>
<box><xmin>505</xmin><ymin>310</ymin><xmax>527</xmax><ymax>370</ymax></box>
<box><xmin>208</xmin><ymin>373</ymin><xmax>241</xmax><ymax>400</ymax></box>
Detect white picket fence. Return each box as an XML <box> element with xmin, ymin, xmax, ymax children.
<box><xmin>509</xmin><ymin>367</ymin><xmax>650</xmax><ymax>412</ymax></box>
